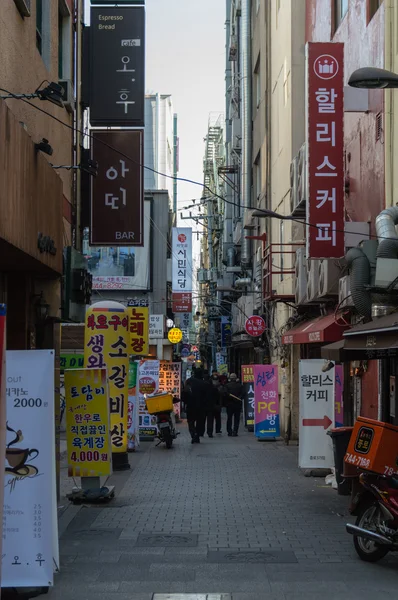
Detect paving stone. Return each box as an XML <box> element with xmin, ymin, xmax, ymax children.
<box><xmin>207</xmin><ymin>550</ymin><xmax>297</xmax><ymax>564</ymax></box>
<box><xmin>136</xmin><ymin>533</ymin><xmax>198</xmax><ymax>547</ymax></box>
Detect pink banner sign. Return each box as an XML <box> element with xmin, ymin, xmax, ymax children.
<box><xmin>254</xmin><ymin>365</ymin><xmax>280</xmax><ymax>439</ymax></box>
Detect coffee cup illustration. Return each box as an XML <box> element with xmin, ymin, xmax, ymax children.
<box><xmin>5</xmin><ymin>422</ymin><xmax>39</xmax><ymax>479</ymax></box>
<box><xmin>6</xmin><ymin>448</ymin><xmax>39</xmax><ymax>470</ymax></box>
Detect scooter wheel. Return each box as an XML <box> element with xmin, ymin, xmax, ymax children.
<box><xmin>353</xmin><ymin>504</ymin><xmax>390</xmax><ymax>562</ymax></box>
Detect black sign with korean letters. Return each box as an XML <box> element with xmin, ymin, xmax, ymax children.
<box><xmin>90</xmin><ymin>7</ymin><xmax>145</xmax><ymax>126</ymax></box>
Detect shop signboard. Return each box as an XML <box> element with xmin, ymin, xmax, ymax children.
<box><xmin>299</xmin><ymin>359</ymin><xmax>335</xmax><ymax>469</ymax></box>
<box><xmin>245</xmin><ymin>316</ymin><xmax>266</xmax><ymax>337</ymax></box>
<box><xmin>221</xmin><ymin>316</ymin><xmax>232</xmax><ymax>348</ymax></box>
<box><xmin>149</xmin><ymin>315</ymin><xmax>165</xmax><ymax>339</ymax></box>
<box><xmin>128</xmin><ymin>306</ymin><xmax>149</xmax><ymax>356</ymax></box>
<box><xmin>335</xmin><ymin>364</ymin><xmax>343</xmax><ymax>428</ymax></box>
<box><xmin>254</xmin><ymin>365</ymin><xmax>280</xmax><ymax>438</ymax></box>
<box><xmin>0</xmin><ymin>305</ymin><xmax>5</xmax><ymax>570</ymax></box>
<box><xmin>3</xmin><ymin>350</ymin><xmax>58</xmax><ymax>588</ymax></box>
<box><xmin>64</xmin><ymin>368</ymin><xmax>112</xmax><ymax>477</ymax></box>
<box><xmin>241</xmin><ymin>365</ymin><xmax>255</xmax><ymax>431</ymax></box>
<box><xmin>127</xmin><ymin>360</ymin><xmax>139</xmax><ymax>451</ymax></box>
<box><xmin>60</xmin><ymin>354</ymin><xmax>84</xmax><ymax>371</ymax></box>
<box><xmin>85</xmin><ymin>200</ymin><xmax>151</xmax><ymax>290</ymax></box>
<box><xmin>84</xmin><ymin>303</ymin><xmax>129</xmax><ymax>453</ymax></box>
<box><xmin>137</xmin><ymin>359</ymin><xmax>159</xmax><ymax>439</ymax></box>
<box><xmin>172</xmin><ymin>228</ymin><xmax>192</xmax><ymax>313</ymax></box>
<box><xmin>306</xmin><ymin>42</ymin><xmax>345</xmax><ymax>259</ymax></box>
<box><xmin>159</xmin><ymin>361</ymin><xmax>181</xmax><ymax>416</ymax></box>
<box><xmin>90</xmin><ymin>6</ymin><xmax>145</xmax><ymax>126</ymax></box>
<box><xmin>90</xmin><ymin>130</ymin><xmax>144</xmax><ymax>247</ymax></box>
<box><xmin>168</xmin><ymin>328</ymin><xmax>183</xmax><ymax>344</ymax></box>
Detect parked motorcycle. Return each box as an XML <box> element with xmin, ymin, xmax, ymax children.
<box><xmin>346</xmin><ymin>471</ymin><xmax>398</xmax><ymax>562</ymax></box>
<box><xmin>145</xmin><ymin>392</ymin><xmax>179</xmax><ymax>449</ymax></box>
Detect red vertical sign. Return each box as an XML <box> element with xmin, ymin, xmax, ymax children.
<box><xmin>307</xmin><ymin>43</ymin><xmax>344</xmax><ymax>259</ymax></box>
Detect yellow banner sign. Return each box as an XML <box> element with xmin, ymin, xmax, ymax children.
<box><xmin>84</xmin><ymin>304</ymin><xmax>129</xmax><ymax>453</ymax></box>
<box><xmin>128</xmin><ymin>306</ymin><xmax>149</xmax><ymax>356</ymax></box>
<box><xmin>65</xmin><ymin>368</ymin><xmax>112</xmax><ymax>477</ymax></box>
<box><xmin>168</xmin><ymin>327</ymin><xmax>182</xmax><ymax>344</ymax></box>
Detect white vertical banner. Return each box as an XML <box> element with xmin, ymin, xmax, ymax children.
<box><xmin>172</xmin><ymin>228</ymin><xmax>193</xmax><ymax>292</ymax></box>
<box><xmin>299</xmin><ymin>359</ymin><xmax>335</xmax><ymax>469</ymax></box>
<box><xmin>3</xmin><ymin>350</ymin><xmax>58</xmax><ymax>588</ymax></box>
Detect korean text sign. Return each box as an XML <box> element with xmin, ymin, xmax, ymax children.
<box><xmin>299</xmin><ymin>359</ymin><xmax>335</xmax><ymax>469</ymax></box>
<box><xmin>254</xmin><ymin>365</ymin><xmax>279</xmax><ymax>438</ymax></box>
<box><xmin>128</xmin><ymin>306</ymin><xmax>149</xmax><ymax>356</ymax></box>
<box><xmin>3</xmin><ymin>350</ymin><xmax>56</xmax><ymax>588</ymax></box>
<box><xmin>138</xmin><ymin>359</ymin><xmax>159</xmax><ymax>438</ymax></box>
<box><xmin>306</xmin><ymin>42</ymin><xmax>344</xmax><ymax>258</ymax></box>
<box><xmin>90</xmin><ymin>130</ymin><xmax>144</xmax><ymax>246</ymax></box>
<box><xmin>64</xmin><ymin>368</ymin><xmax>112</xmax><ymax>477</ymax></box>
<box><xmin>149</xmin><ymin>314</ymin><xmax>164</xmax><ymax>339</ymax></box>
<box><xmin>159</xmin><ymin>361</ymin><xmax>181</xmax><ymax>416</ymax></box>
<box><xmin>241</xmin><ymin>365</ymin><xmax>255</xmax><ymax>430</ymax></box>
<box><xmin>172</xmin><ymin>228</ymin><xmax>192</xmax><ymax>292</ymax></box>
<box><xmin>221</xmin><ymin>316</ymin><xmax>232</xmax><ymax>348</ymax></box>
<box><xmin>89</xmin><ymin>6</ymin><xmax>145</xmax><ymax>126</ymax></box>
<box><xmin>84</xmin><ymin>304</ymin><xmax>129</xmax><ymax>453</ymax></box>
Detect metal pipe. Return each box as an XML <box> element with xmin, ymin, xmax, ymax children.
<box><xmin>376</xmin><ymin>205</ymin><xmax>398</xmax><ymax>258</ymax></box>
<box><xmin>227</xmin><ymin>246</ymin><xmax>235</xmax><ymax>267</ymax></box>
<box><xmin>346</xmin><ymin>524</ymin><xmax>392</xmax><ymax>546</ymax></box>
<box><xmin>240</xmin><ymin>0</ymin><xmax>252</xmax><ymax>268</ymax></box>
<box><xmin>234</xmin><ymin>277</ymin><xmax>252</xmax><ymax>287</ymax></box>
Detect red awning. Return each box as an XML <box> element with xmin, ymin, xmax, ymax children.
<box><xmin>282</xmin><ymin>314</ymin><xmax>348</xmax><ymax>345</ymax></box>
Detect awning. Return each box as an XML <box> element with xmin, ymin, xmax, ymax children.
<box><xmin>282</xmin><ymin>314</ymin><xmax>348</xmax><ymax>345</ymax></box>
<box><xmin>321</xmin><ymin>312</ymin><xmax>398</xmax><ymax>360</ymax></box>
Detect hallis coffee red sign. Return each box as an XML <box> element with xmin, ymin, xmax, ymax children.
<box><xmin>245</xmin><ymin>316</ymin><xmax>266</xmax><ymax>337</ymax></box>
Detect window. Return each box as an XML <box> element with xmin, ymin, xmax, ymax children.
<box><xmin>254</xmin><ymin>55</ymin><xmax>261</xmax><ymax>109</ymax></box>
<box><xmin>36</xmin><ymin>0</ymin><xmax>42</xmax><ymax>54</ymax></box>
<box><xmin>254</xmin><ymin>152</ymin><xmax>261</xmax><ymax>202</ymax></box>
<box><xmin>334</xmin><ymin>0</ymin><xmax>348</xmax><ymax>30</ymax></box>
<box><xmin>368</xmin><ymin>0</ymin><xmax>383</xmax><ymax>22</ymax></box>
<box><xmin>58</xmin><ymin>0</ymin><xmax>72</xmax><ymax>80</ymax></box>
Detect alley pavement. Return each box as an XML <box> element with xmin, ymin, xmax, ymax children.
<box><xmin>49</xmin><ymin>420</ymin><xmax>398</xmax><ymax>600</ymax></box>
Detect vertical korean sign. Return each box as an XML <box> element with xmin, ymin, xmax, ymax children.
<box><xmin>254</xmin><ymin>365</ymin><xmax>280</xmax><ymax>439</ymax></box>
<box><xmin>84</xmin><ymin>303</ymin><xmax>129</xmax><ymax>453</ymax></box>
<box><xmin>159</xmin><ymin>361</ymin><xmax>181</xmax><ymax>416</ymax></box>
<box><xmin>0</xmin><ymin>305</ymin><xmax>5</xmax><ymax>579</ymax></box>
<box><xmin>91</xmin><ymin>130</ymin><xmax>144</xmax><ymax>246</ymax></box>
<box><xmin>3</xmin><ymin>350</ymin><xmax>57</xmax><ymax>588</ymax></box>
<box><xmin>64</xmin><ymin>368</ymin><xmax>112</xmax><ymax>477</ymax></box>
<box><xmin>172</xmin><ymin>228</ymin><xmax>192</xmax><ymax>312</ymax></box>
<box><xmin>90</xmin><ymin>6</ymin><xmax>145</xmax><ymax>126</ymax></box>
<box><xmin>306</xmin><ymin>42</ymin><xmax>344</xmax><ymax>259</ymax></box>
<box><xmin>138</xmin><ymin>359</ymin><xmax>159</xmax><ymax>438</ymax></box>
<box><xmin>127</xmin><ymin>359</ymin><xmax>139</xmax><ymax>451</ymax></box>
<box><xmin>128</xmin><ymin>306</ymin><xmax>149</xmax><ymax>356</ymax></box>
<box><xmin>299</xmin><ymin>359</ymin><xmax>335</xmax><ymax>469</ymax></box>
<box><xmin>221</xmin><ymin>316</ymin><xmax>232</xmax><ymax>348</ymax></box>
<box><xmin>241</xmin><ymin>365</ymin><xmax>255</xmax><ymax>431</ymax></box>
<box><xmin>335</xmin><ymin>364</ymin><xmax>344</xmax><ymax>427</ymax></box>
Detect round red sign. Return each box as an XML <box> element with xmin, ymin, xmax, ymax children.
<box><xmin>139</xmin><ymin>377</ymin><xmax>157</xmax><ymax>395</ymax></box>
<box><xmin>178</xmin><ymin>234</ymin><xmax>186</xmax><ymax>243</ymax></box>
<box><xmin>245</xmin><ymin>315</ymin><xmax>266</xmax><ymax>337</ymax></box>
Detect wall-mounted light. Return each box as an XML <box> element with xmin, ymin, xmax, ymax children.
<box><xmin>0</xmin><ymin>81</ymin><xmax>64</xmax><ymax>108</ymax></box>
<box><xmin>35</xmin><ymin>138</ymin><xmax>53</xmax><ymax>156</ymax></box>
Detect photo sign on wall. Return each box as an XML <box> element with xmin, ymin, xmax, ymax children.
<box><xmin>90</xmin><ymin>6</ymin><xmax>145</xmax><ymax>126</ymax></box>
<box><xmin>306</xmin><ymin>42</ymin><xmax>345</xmax><ymax>259</ymax></box>
<box><xmin>253</xmin><ymin>365</ymin><xmax>280</xmax><ymax>439</ymax></box>
<box><xmin>90</xmin><ymin>130</ymin><xmax>144</xmax><ymax>247</ymax></box>
<box><xmin>3</xmin><ymin>350</ymin><xmax>58</xmax><ymax>588</ymax></box>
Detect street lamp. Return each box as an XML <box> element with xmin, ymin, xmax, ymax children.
<box><xmin>0</xmin><ymin>81</ymin><xmax>64</xmax><ymax>107</ymax></box>
<box><xmin>348</xmin><ymin>67</ymin><xmax>398</xmax><ymax>89</ymax></box>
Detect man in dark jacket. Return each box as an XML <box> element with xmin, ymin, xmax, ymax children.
<box><xmin>208</xmin><ymin>372</ymin><xmax>224</xmax><ymax>436</ymax></box>
<box><xmin>225</xmin><ymin>373</ymin><xmax>243</xmax><ymax>437</ymax></box>
<box><xmin>183</xmin><ymin>369</ymin><xmax>208</xmax><ymax>443</ymax></box>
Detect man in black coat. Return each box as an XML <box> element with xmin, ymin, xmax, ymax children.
<box><xmin>225</xmin><ymin>373</ymin><xmax>244</xmax><ymax>437</ymax></box>
<box><xmin>183</xmin><ymin>369</ymin><xmax>208</xmax><ymax>443</ymax></box>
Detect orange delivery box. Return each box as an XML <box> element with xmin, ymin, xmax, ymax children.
<box><xmin>344</xmin><ymin>417</ymin><xmax>398</xmax><ymax>476</ymax></box>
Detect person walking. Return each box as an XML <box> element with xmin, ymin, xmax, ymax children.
<box><xmin>209</xmin><ymin>372</ymin><xmax>224</xmax><ymax>436</ymax></box>
<box><xmin>225</xmin><ymin>373</ymin><xmax>243</xmax><ymax>437</ymax></box>
<box><xmin>183</xmin><ymin>369</ymin><xmax>207</xmax><ymax>443</ymax></box>
<box><xmin>197</xmin><ymin>373</ymin><xmax>216</xmax><ymax>437</ymax></box>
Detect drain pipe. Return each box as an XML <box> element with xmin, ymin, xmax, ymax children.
<box><xmin>345</xmin><ymin>247</ymin><xmax>372</xmax><ymax>320</ymax></box>
<box><xmin>240</xmin><ymin>0</ymin><xmax>252</xmax><ymax>268</ymax></box>
<box><xmin>376</xmin><ymin>206</ymin><xmax>398</xmax><ymax>258</ymax></box>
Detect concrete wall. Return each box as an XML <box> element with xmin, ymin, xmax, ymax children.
<box><xmin>0</xmin><ymin>0</ymin><xmax>75</xmax><ymax>239</ymax></box>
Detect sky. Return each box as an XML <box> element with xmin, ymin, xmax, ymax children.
<box><xmin>84</xmin><ymin>0</ymin><xmax>226</xmax><ymax>248</ymax></box>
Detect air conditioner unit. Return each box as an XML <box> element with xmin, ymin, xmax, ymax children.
<box><xmin>294</xmin><ymin>143</ymin><xmax>307</xmax><ymax>215</ymax></box>
<box><xmin>59</xmin><ymin>79</ymin><xmax>75</xmax><ymax>113</ymax></box>
<box><xmin>295</xmin><ymin>248</ymin><xmax>307</xmax><ymax>305</ymax></box>
<box><xmin>306</xmin><ymin>259</ymin><xmax>320</xmax><ymax>302</ymax></box>
<box><xmin>197</xmin><ymin>269</ymin><xmax>208</xmax><ymax>283</ymax></box>
<box><xmin>318</xmin><ymin>259</ymin><xmax>341</xmax><ymax>298</ymax></box>
<box><xmin>338</xmin><ymin>275</ymin><xmax>354</xmax><ymax>308</ymax></box>
<box><xmin>289</xmin><ymin>155</ymin><xmax>298</xmax><ymax>215</ymax></box>
<box><xmin>210</xmin><ymin>268</ymin><xmax>218</xmax><ymax>282</ymax></box>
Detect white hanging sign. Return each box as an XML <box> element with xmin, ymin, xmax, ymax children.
<box><xmin>3</xmin><ymin>350</ymin><xmax>58</xmax><ymax>588</ymax></box>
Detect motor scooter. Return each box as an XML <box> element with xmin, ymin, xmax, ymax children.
<box><xmin>145</xmin><ymin>392</ymin><xmax>179</xmax><ymax>449</ymax></box>
<box><xmin>346</xmin><ymin>471</ymin><xmax>398</xmax><ymax>561</ymax></box>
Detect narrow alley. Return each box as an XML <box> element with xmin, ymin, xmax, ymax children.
<box><xmin>52</xmin><ymin>422</ymin><xmax>398</xmax><ymax>600</ymax></box>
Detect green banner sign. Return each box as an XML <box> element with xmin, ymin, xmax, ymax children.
<box><xmin>60</xmin><ymin>354</ymin><xmax>84</xmax><ymax>371</ymax></box>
